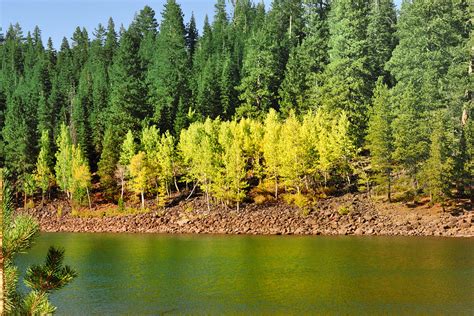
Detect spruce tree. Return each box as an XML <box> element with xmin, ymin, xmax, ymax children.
<box><xmin>236</xmin><ymin>29</ymin><xmax>277</xmax><ymax>118</ymax></box>
<box><xmin>185</xmin><ymin>13</ymin><xmax>198</xmax><ymax>61</ymax></box>
<box><xmin>422</xmin><ymin>114</ymin><xmax>452</xmax><ymax>202</ymax></box>
<box><xmin>366</xmin><ymin>79</ymin><xmax>394</xmax><ymax>201</ymax></box>
<box><xmin>104</xmin><ymin>18</ymin><xmax>118</xmax><ymax>65</ymax></box>
<box><xmin>148</xmin><ymin>0</ymin><xmax>189</xmax><ymax>133</ymax></box>
<box><xmin>366</xmin><ymin>0</ymin><xmax>397</xmax><ymax>84</ymax></box>
<box><xmin>98</xmin><ymin>126</ymin><xmax>119</xmax><ymax>199</ymax></box>
<box><xmin>313</xmin><ymin>0</ymin><xmax>371</xmax><ymax>145</ymax></box>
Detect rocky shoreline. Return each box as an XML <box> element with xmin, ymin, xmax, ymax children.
<box><xmin>17</xmin><ymin>194</ymin><xmax>473</xmax><ymax>237</ymax></box>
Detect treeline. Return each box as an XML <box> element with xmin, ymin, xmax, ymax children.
<box><xmin>0</xmin><ymin>0</ymin><xmax>472</xmax><ymax>207</ymax></box>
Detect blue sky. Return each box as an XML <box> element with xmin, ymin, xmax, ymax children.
<box><xmin>1</xmin><ymin>0</ymin><xmax>401</xmax><ymax>48</ymax></box>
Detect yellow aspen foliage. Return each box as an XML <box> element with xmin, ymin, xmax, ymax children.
<box><xmin>71</xmin><ymin>145</ymin><xmax>92</xmax><ymax>207</ymax></box>
<box><xmin>129</xmin><ymin>151</ymin><xmax>149</xmax><ymax>209</ymax></box>
<box><xmin>263</xmin><ymin>109</ymin><xmax>282</xmax><ymax>198</ymax></box>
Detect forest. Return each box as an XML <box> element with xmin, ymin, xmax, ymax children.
<box><xmin>0</xmin><ymin>0</ymin><xmax>472</xmax><ymax>211</ymax></box>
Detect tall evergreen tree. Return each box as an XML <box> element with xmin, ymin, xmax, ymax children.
<box><xmin>279</xmin><ymin>0</ymin><xmax>331</xmax><ymax>116</ymax></box>
<box><xmin>185</xmin><ymin>13</ymin><xmax>198</xmax><ymax>61</ymax></box>
<box><xmin>104</xmin><ymin>18</ymin><xmax>118</xmax><ymax>66</ymax></box>
<box><xmin>366</xmin><ymin>0</ymin><xmax>397</xmax><ymax>84</ymax></box>
<box><xmin>366</xmin><ymin>79</ymin><xmax>394</xmax><ymax>201</ymax></box>
<box><xmin>148</xmin><ymin>0</ymin><xmax>189</xmax><ymax>133</ymax></box>
<box><xmin>312</xmin><ymin>0</ymin><xmax>371</xmax><ymax>145</ymax></box>
<box><xmin>236</xmin><ymin>28</ymin><xmax>277</xmax><ymax>118</ymax></box>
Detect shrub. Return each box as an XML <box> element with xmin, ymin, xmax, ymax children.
<box><xmin>338</xmin><ymin>205</ymin><xmax>351</xmax><ymax>215</ymax></box>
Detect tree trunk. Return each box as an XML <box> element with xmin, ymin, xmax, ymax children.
<box><xmin>206</xmin><ymin>190</ymin><xmax>210</xmax><ymax>212</ymax></box>
<box><xmin>174</xmin><ymin>177</ymin><xmax>180</xmax><ymax>193</ymax></box>
<box><xmin>237</xmin><ymin>187</ymin><xmax>240</xmax><ymax>212</ymax></box>
<box><xmin>387</xmin><ymin>172</ymin><xmax>392</xmax><ymax>203</ymax></box>
<box><xmin>121</xmin><ymin>178</ymin><xmax>124</xmax><ymax>201</ymax></box>
<box><xmin>86</xmin><ymin>187</ymin><xmax>92</xmax><ymax>210</ymax></box>
<box><xmin>141</xmin><ymin>192</ymin><xmax>145</xmax><ymax>209</ymax></box>
<box><xmin>274</xmin><ymin>172</ymin><xmax>278</xmax><ymax>199</ymax></box>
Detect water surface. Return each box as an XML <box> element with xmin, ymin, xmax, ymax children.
<box><xmin>16</xmin><ymin>233</ymin><xmax>474</xmax><ymax>315</ymax></box>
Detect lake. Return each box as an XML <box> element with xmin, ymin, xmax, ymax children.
<box><xmin>15</xmin><ymin>233</ymin><xmax>474</xmax><ymax>315</ymax></box>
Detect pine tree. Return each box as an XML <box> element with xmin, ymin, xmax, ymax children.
<box><xmin>89</xmin><ymin>26</ymin><xmax>109</xmax><ymax>160</ymax></box>
<box><xmin>185</xmin><ymin>13</ymin><xmax>198</xmax><ymax>61</ymax></box>
<box><xmin>312</xmin><ymin>0</ymin><xmax>371</xmax><ymax>145</ymax></box>
<box><xmin>104</xmin><ymin>18</ymin><xmax>118</xmax><ymax>66</ymax></box>
<box><xmin>107</xmin><ymin>27</ymin><xmax>149</xmax><ymax>135</ymax></box>
<box><xmin>391</xmin><ymin>86</ymin><xmax>430</xmax><ymax>190</ymax></box>
<box><xmin>236</xmin><ymin>29</ymin><xmax>277</xmax><ymax>118</ymax></box>
<box><xmin>2</xmin><ymin>81</ymin><xmax>38</xmax><ymax>179</ymax></box>
<box><xmin>98</xmin><ymin>126</ymin><xmax>119</xmax><ymax>199</ymax></box>
<box><xmin>422</xmin><ymin>114</ymin><xmax>452</xmax><ymax>202</ymax></box>
<box><xmin>2</xmin><ymin>172</ymin><xmax>77</xmax><ymax>314</ymax></box>
<box><xmin>71</xmin><ymin>27</ymin><xmax>89</xmax><ymax>81</ymax></box>
<box><xmin>366</xmin><ymin>79</ymin><xmax>394</xmax><ymax>201</ymax></box>
<box><xmin>148</xmin><ymin>0</ymin><xmax>189</xmax><ymax>133</ymax></box>
<box><xmin>99</xmin><ymin>25</ymin><xmax>149</xmax><ymax>192</ymax></box>
<box><xmin>133</xmin><ymin>5</ymin><xmax>159</xmax><ymax>69</ymax></box>
<box><xmin>366</xmin><ymin>0</ymin><xmax>397</xmax><ymax>84</ymax></box>
<box><xmin>279</xmin><ymin>0</ymin><xmax>331</xmax><ymax>115</ymax></box>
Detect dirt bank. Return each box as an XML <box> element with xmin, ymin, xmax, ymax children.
<box><xmin>16</xmin><ymin>194</ymin><xmax>473</xmax><ymax>237</ymax></box>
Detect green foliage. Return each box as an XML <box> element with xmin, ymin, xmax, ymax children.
<box><xmin>367</xmin><ymin>79</ymin><xmax>394</xmax><ymax>201</ymax></box>
<box><xmin>262</xmin><ymin>109</ymin><xmax>282</xmax><ymax>197</ymax></box>
<box><xmin>236</xmin><ymin>29</ymin><xmax>277</xmax><ymax>118</ymax></box>
<box><xmin>24</xmin><ymin>246</ymin><xmax>77</xmax><ymax>293</ymax></box>
<box><xmin>214</xmin><ymin>120</ymin><xmax>249</xmax><ymax>210</ymax></box>
<box><xmin>35</xmin><ymin>129</ymin><xmax>53</xmax><ymax>202</ymax></box>
<box><xmin>54</xmin><ymin>123</ymin><xmax>73</xmax><ymax>197</ymax></box>
<box><xmin>148</xmin><ymin>0</ymin><xmax>190</xmax><ymax>132</ymax></box>
<box><xmin>71</xmin><ymin>144</ymin><xmax>92</xmax><ymax>205</ymax></box>
<box><xmin>179</xmin><ymin>118</ymin><xmax>220</xmax><ymax>210</ymax></box>
<box><xmin>2</xmin><ymin>170</ymin><xmax>77</xmax><ymax>314</ymax></box>
<box><xmin>98</xmin><ymin>126</ymin><xmax>119</xmax><ymax>199</ymax></box>
<box><xmin>0</xmin><ymin>1</ymin><xmax>471</xmax><ymax>207</ymax></box>
<box><xmin>120</xmin><ymin>130</ymin><xmax>136</xmax><ymax>166</ymax></box>
<box><xmin>129</xmin><ymin>151</ymin><xmax>149</xmax><ymax>209</ymax></box>
<box><xmin>421</xmin><ymin>114</ymin><xmax>453</xmax><ymax>202</ymax></box>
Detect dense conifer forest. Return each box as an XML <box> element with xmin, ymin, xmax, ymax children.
<box><xmin>0</xmin><ymin>0</ymin><xmax>472</xmax><ymax>211</ymax></box>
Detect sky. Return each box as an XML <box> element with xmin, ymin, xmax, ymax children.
<box><xmin>1</xmin><ymin>0</ymin><xmax>402</xmax><ymax>49</ymax></box>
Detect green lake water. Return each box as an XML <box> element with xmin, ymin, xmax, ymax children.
<box><xmin>15</xmin><ymin>233</ymin><xmax>474</xmax><ymax>315</ymax></box>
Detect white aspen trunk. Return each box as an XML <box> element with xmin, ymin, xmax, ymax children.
<box><xmin>141</xmin><ymin>192</ymin><xmax>145</xmax><ymax>209</ymax></box>
<box><xmin>86</xmin><ymin>187</ymin><xmax>91</xmax><ymax>210</ymax></box>
<box><xmin>274</xmin><ymin>171</ymin><xmax>278</xmax><ymax>199</ymax></box>
<box><xmin>121</xmin><ymin>178</ymin><xmax>124</xmax><ymax>201</ymax></box>
<box><xmin>174</xmin><ymin>176</ymin><xmax>180</xmax><ymax>193</ymax></box>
